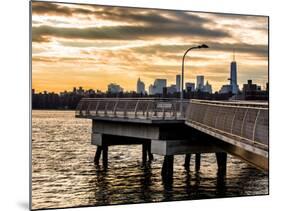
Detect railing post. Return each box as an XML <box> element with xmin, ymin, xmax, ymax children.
<box><xmin>146</xmin><ymin>101</ymin><xmax>151</xmax><ymax>119</ymax></box>
<box><xmin>153</xmin><ymin>101</ymin><xmax>157</xmax><ymax>117</ymax></box>
<box><xmin>230</xmin><ymin>108</ymin><xmax>238</xmax><ymax>134</ymax></box>
<box><xmin>252</xmin><ymin>109</ymin><xmax>261</xmax><ymax>144</ymax></box>
<box><xmin>124</xmin><ymin>101</ymin><xmax>128</xmax><ymax>118</ymax></box>
<box><xmin>95</xmin><ymin>101</ymin><xmax>100</xmax><ymax>115</ymax></box>
<box><xmin>240</xmin><ymin>108</ymin><xmax>249</xmax><ymax>137</ymax></box>
<box><xmin>162</xmin><ymin>106</ymin><xmax>165</xmax><ymax>120</ymax></box>
<box><xmin>134</xmin><ymin>100</ymin><xmax>140</xmax><ymax>118</ymax></box>
<box><xmin>86</xmin><ymin>101</ymin><xmax>91</xmax><ymax>116</ymax></box>
<box><xmin>113</xmin><ymin>100</ymin><xmax>118</xmax><ymax>117</ymax></box>
<box><xmin>214</xmin><ymin>107</ymin><xmax>221</xmax><ymax>128</ymax></box>
<box><xmin>104</xmin><ymin>101</ymin><xmax>109</xmax><ymax>116</ymax></box>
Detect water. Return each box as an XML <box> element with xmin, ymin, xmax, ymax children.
<box><xmin>32</xmin><ymin>110</ymin><xmax>268</xmax><ymax>210</ymax></box>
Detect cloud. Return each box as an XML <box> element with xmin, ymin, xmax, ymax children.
<box><xmin>32</xmin><ymin>2</ymin><xmax>211</xmax><ymax>26</ymax></box>
<box><xmin>32</xmin><ymin>2</ymin><xmax>231</xmax><ymax>42</ymax></box>
<box><xmin>130</xmin><ymin>42</ymin><xmax>268</xmax><ymax>58</ymax></box>
<box><xmin>32</xmin><ymin>2</ymin><xmax>93</xmax><ymax>16</ymax></box>
<box><xmin>31</xmin><ymin>2</ymin><xmax>268</xmax><ymax>93</ymax></box>
<box><xmin>32</xmin><ymin>23</ymin><xmax>230</xmax><ymax>43</ymax></box>
<box><xmin>90</xmin><ymin>6</ymin><xmax>212</xmax><ymax>27</ymax></box>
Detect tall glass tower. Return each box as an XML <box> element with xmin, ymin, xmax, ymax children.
<box><xmin>230</xmin><ymin>50</ymin><xmax>238</xmax><ymax>94</ymax></box>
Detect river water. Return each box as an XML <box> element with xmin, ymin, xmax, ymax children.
<box><xmin>31</xmin><ymin>110</ymin><xmax>268</xmax><ymax>210</ymax></box>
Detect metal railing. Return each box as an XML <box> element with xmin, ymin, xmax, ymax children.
<box><xmin>75</xmin><ymin>98</ymin><xmax>268</xmax><ymax>150</ymax></box>
<box><xmin>75</xmin><ymin>98</ymin><xmax>188</xmax><ymax>120</ymax></box>
<box><xmin>186</xmin><ymin>100</ymin><xmax>269</xmax><ymax>149</ymax></box>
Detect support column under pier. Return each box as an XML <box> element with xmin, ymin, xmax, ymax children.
<box><xmin>147</xmin><ymin>143</ymin><xmax>154</xmax><ymax>161</ymax></box>
<box><xmin>142</xmin><ymin>142</ymin><xmax>154</xmax><ymax>164</ymax></box>
<box><xmin>195</xmin><ymin>153</ymin><xmax>201</xmax><ymax>172</ymax></box>
<box><xmin>142</xmin><ymin>143</ymin><xmax>148</xmax><ymax>163</ymax></box>
<box><xmin>216</xmin><ymin>152</ymin><xmax>227</xmax><ymax>175</ymax></box>
<box><xmin>102</xmin><ymin>144</ymin><xmax>108</xmax><ymax>169</ymax></box>
<box><xmin>94</xmin><ymin>146</ymin><xmax>102</xmax><ymax>165</ymax></box>
<box><xmin>184</xmin><ymin>154</ymin><xmax>191</xmax><ymax>171</ymax></box>
<box><xmin>161</xmin><ymin>155</ymin><xmax>174</xmax><ymax>181</ymax></box>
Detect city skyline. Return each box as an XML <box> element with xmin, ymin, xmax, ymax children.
<box><xmin>32</xmin><ymin>76</ymin><xmax>267</xmax><ymax>95</ymax></box>
<box><xmin>32</xmin><ymin>2</ymin><xmax>268</xmax><ymax>93</ymax></box>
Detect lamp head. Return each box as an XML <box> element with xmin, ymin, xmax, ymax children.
<box><xmin>198</xmin><ymin>44</ymin><xmax>209</xmax><ymax>49</ymax></box>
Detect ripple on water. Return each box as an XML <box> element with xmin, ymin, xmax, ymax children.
<box><xmin>32</xmin><ymin>110</ymin><xmax>268</xmax><ymax>210</ymax></box>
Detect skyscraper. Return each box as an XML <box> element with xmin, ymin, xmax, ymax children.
<box><xmin>185</xmin><ymin>82</ymin><xmax>195</xmax><ymax>92</ymax></box>
<box><xmin>202</xmin><ymin>81</ymin><xmax>212</xmax><ymax>93</ymax></box>
<box><xmin>196</xmin><ymin>75</ymin><xmax>204</xmax><ymax>91</ymax></box>
<box><xmin>176</xmin><ymin>74</ymin><xmax>181</xmax><ymax>92</ymax></box>
<box><xmin>149</xmin><ymin>84</ymin><xmax>155</xmax><ymax>95</ymax></box>
<box><xmin>136</xmin><ymin>78</ymin><xmax>145</xmax><ymax>95</ymax></box>
<box><xmin>149</xmin><ymin>79</ymin><xmax>167</xmax><ymax>95</ymax></box>
<box><xmin>230</xmin><ymin>50</ymin><xmax>239</xmax><ymax>94</ymax></box>
<box><xmin>154</xmin><ymin>79</ymin><xmax>167</xmax><ymax>94</ymax></box>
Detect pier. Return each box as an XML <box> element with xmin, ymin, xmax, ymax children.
<box><xmin>75</xmin><ymin>98</ymin><xmax>268</xmax><ymax>179</ymax></box>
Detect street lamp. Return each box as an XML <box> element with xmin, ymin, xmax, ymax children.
<box><xmin>180</xmin><ymin>44</ymin><xmax>209</xmax><ymax>116</ymax></box>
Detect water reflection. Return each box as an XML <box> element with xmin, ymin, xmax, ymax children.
<box><xmin>216</xmin><ymin>171</ymin><xmax>227</xmax><ymax>196</ymax></box>
<box><xmin>94</xmin><ymin>168</ymin><xmax>110</xmax><ymax>205</ymax></box>
<box><xmin>32</xmin><ymin>111</ymin><xmax>268</xmax><ymax>210</ymax></box>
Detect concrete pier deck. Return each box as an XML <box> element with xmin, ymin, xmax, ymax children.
<box><xmin>75</xmin><ymin>98</ymin><xmax>269</xmax><ymax>178</ymax></box>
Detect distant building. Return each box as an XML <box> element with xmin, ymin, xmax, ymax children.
<box><xmin>176</xmin><ymin>74</ymin><xmax>181</xmax><ymax>92</ymax></box>
<box><xmin>185</xmin><ymin>82</ymin><xmax>195</xmax><ymax>92</ymax></box>
<box><xmin>149</xmin><ymin>84</ymin><xmax>155</xmax><ymax>95</ymax></box>
<box><xmin>149</xmin><ymin>79</ymin><xmax>167</xmax><ymax>95</ymax></box>
<box><xmin>242</xmin><ymin>80</ymin><xmax>257</xmax><ymax>93</ymax></box>
<box><xmin>196</xmin><ymin>75</ymin><xmax>204</xmax><ymax>91</ymax></box>
<box><xmin>108</xmin><ymin>83</ymin><xmax>123</xmax><ymax>93</ymax></box>
<box><xmin>219</xmin><ymin>84</ymin><xmax>232</xmax><ymax>94</ymax></box>
<box><xmin>241</xmin><ymin>80</ymin><xmax>268</xmax><ymax>100</ymax></box>
<box><xmin>202</xmin><ymin>81</ymin><xmax>212</xmax><ymax>93</ymax></box>
<box><xmin>167</xmin><ymin>84</ymin><xmax>177</xmax><ymax>94</ymax></box>
<box><xmin>136</xmin><ymin>78</ymin><xmax>145</xmax><ymax>95</ymax></box>
<box><xmin>154</xmin><ymin>79</ymin><xmax>167</xmax><ymax>94</ymax></box>
<box><xmin>229</xmin><ymin>50</ymin><xmax>239</xmax><ymax>94</ymax></box>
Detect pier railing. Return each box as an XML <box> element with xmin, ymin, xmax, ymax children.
<box><xmin>75</xmin><ymin>98</ymin><xmax>268</xmax><ymax>151</ymax></box>
<box><xmin>75</xmin><ymin>98</ymin><xmax>188</xmax><ymax>120</ymax></box>
<box><xmin>185</xmin><ymin>100</ymin><xmax>269</xmax><ymax>150</ymax></box>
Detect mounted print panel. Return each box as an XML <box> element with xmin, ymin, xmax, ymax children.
<box><xmin>31</xmin><ymin>0</ymin><xmax>269</xmax><ymax>210</ymax></box>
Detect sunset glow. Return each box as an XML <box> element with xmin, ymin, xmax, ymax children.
<box><xmin>32</xmin><ymin>1</ymin><xmax>268</xmax><ymax>93</ymax></box>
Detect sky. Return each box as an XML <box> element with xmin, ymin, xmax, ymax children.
<box><xmin>32</xmin><ymin>1</ymin><xmax>268</xmax><ymax>93</ymax></box>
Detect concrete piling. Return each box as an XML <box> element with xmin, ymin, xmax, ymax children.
<box><xmin>195</xmin><ymin>153</ymin><xmax>201</xmax><ymax>172</ymax></box>
<box><xmin>142</xmin><ymin>142</ymin><xmax>154</xmax><ymax>163</ymax></box>
<box><xmin>142</xmin><ymin>143</ymin><xmax>148</xmax><ymax>163</ymax></box>
<box><xmin>161</xmin><ymin>155</ymin><xmax>174</xmax><ymax>180</ymax></box>
<box><xmin>147</xmin><ymin>143</ymin><xmax>154</xmax><ymax>161</ymax></box>
<box><xmin>94</xmin><ymin>146</ymin><xmax>102</xmax><ymax>164</ymax></box>
<box><xmin>216</xmin><ymin>152</ymin><xmax>227</xmax><ymax>175</ymax></box>
<box><xmin>102</xmin><ymin>144</ymin><xmax>108</xmax><ymax>168</ymax></box>
<box><xmin>184</xmin><ymin>154</ymin><xmax>191</xmax><ymax>171</ymax></box>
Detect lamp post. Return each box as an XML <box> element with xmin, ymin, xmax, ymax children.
<box><xmin>180</xmin><ymin>44</ymin><xmax>209</xmax><ymax>116</ymax></box>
